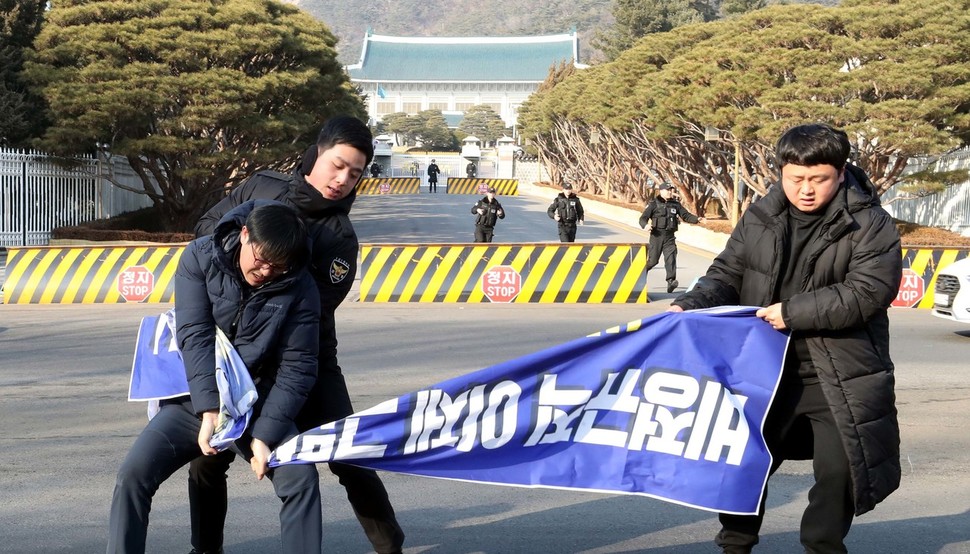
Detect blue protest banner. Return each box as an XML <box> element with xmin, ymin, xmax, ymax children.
<box><xmin>270</xmin><ymin>307</ymin><xmax>789</xmax><ymax>515</ymax></box>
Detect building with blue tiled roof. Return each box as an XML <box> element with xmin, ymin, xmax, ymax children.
<box><xmin>346</xmin><ymin>30</ymin><xmax>585</xmax><ymax>132</ymax></box>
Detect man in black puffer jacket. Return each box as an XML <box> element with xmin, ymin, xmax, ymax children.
<box><xmin>108</xmin><ymin>202</ymin><xmax>323</xmax><ymax>553</ymax></box>
<box><xmin>670</xmin><ymin>124</ymin><xmax>902</xmax><ymax>554</ymax></box>
<box><xmin>189</xmin><ymin>116</ymin><xmax>405</xmax><ymax>554</ymax></box>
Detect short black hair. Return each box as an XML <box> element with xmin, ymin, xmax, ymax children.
<box><xmin>245</xmin><ymin>202</ymin><xmax>308</xmax><ymax>271</ymax></box>
<box><xmin>775</xmin><ymin>123</ymin><xmax>851</xmax><ymax>171</ymax></box>
<box><xmin>317</xmin><ymin>116</ymin><xmax>374</xmax><ymax>166</ymax></box>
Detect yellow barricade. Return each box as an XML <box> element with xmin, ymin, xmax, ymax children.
<box><xmin>358</xmin><ymin>243</ymin><xmax>648</xmax><ymax>303</ymax></box>
<box><xmin>900</xmin><ymin>247</ymin><xmax>970</xmax><ymax>308</ymax></box>
<box><xmin>445</xmin><ymin>178</ymin><xmax>519</xmax><ymax>196</ymax></box>
<box><xmin>357</xmin><ymin>177</ymin><xmax>421</xmax><ymax>195</ymax></box>
<box><xmin>3</xmin><ymin>244</ymin><xmax>963</xmax><ymax>306</ymax></box>
<box><xmin>3</xmin><ymin>245</ymin><xmax>184</xmax><ymax>304</ymax></box>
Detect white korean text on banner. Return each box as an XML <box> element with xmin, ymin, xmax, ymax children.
<box><xmin>270</xmin><ymin>307</ymin><xmax>790</xmax><ymax>515</ymax></box>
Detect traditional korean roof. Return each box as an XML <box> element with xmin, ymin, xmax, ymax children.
<box><xmin>346</xmin><ymin>32</ymin><xmax>583</xmax><ymax>83</ymax></box>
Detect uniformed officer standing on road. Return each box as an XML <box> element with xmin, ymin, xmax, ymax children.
<box><xmin>639</xmin><ymin>183</ymin><xmax>705</xmax><ymax>292</ymax></box>
<box><xmin>547</xmin><ymin>182</ymin><xmax>585</xmax><ymax>242</ymax></box>
<box><xmin>427</xmin><ymin>159</ymin><xmax>441</xmax><ymax>193</ymax></box>
<box><xmin>471</xmin><ymin>187</ymin><xmax>505</xmax><ymax>242</ymax></box>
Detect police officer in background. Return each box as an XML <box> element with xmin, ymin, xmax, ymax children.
<box><xmin>466</xmin><ymin>160</ymin><xmax>477</xmax><ymax>178</ymax></box>
<box><xmin>547</xmin><ymin>182</ymin><xmax>585</xmax><ymax>242</ymax></box>
<box><xmin>427</xmin><ymin>159</ymin><xmax>441</xmax><ymax>193</ymax></box>
<box><xmin>471</xmin><ymin>186</ymin><xmax>505</xmax><ymax>242</ymax></box>
<box><xmin>639</xmin><ymin>182</ymin><xmax>705</xmax><ymax>292</ymax></box>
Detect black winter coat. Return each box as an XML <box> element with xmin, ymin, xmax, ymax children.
<box><xmin>176</xmin><ymin>201</ymin><xmax>320</xmax><ymax>448</ymax></box>
<box><xmin>195</xmin><ymin>151</ymin><xmax>358</xmax><ymax>429</ymax></box>
<box><xmin>472</xmin><ymin>197</ymin><xmax>505</xmax><ymax>227</ymax></box>
<box><xmin>672</xmin><ymin>164</ymin><xmax>902</xmax><ymax>515</ymax></box>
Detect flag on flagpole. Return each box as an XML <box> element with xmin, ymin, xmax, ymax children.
<box><xmin>270</xmin><ymin>307</ymin><xmax>789</xmax><ymax>515</ymax></box>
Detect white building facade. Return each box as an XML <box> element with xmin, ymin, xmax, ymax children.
<box><xmin>345</xmin><ymin>31</ymin><xmax>585</xmax><ymax>131</ymax></box>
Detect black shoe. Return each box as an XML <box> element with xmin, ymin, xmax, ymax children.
<box><xmin>667</xmin><ymin>280</ymin><xmax>679</xmax><ymax>293</ymax></box>
<box><xmin>188</xmin><ymin>549</ymin><xmax>224</xmax><ymax>554</ymax></box>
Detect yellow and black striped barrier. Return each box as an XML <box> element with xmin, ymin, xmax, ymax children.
<box><xmin>3</xmin><ymin>245</ymin><xmax>184</xmax><ymax>304</ymax></box>
<box><xmin>357</xmin><ymin>177</ymin><xmax>421</xmax><ymax>195</ymax></box>
<box><xmin>901</xmin><ymin>247</ymin><xmax>970</xmax><ymax>309</ymax></box>
<box><xmin>445</xmin><ymin>178</ymin><xmax>519</xmax><ymax>196</ymax></box>
<box><xmin>3</xmin><ymin>244</ymin><xmax>965</xmax><ymax>306</ymax></box>
<box><xmin>358</xmin><ymin>243</ymin><xmax>648</xmax><ymax>303</ymax></box>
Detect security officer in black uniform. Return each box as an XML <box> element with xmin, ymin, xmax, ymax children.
<box><xmin>427</xmin><ymin>159</ymin><xmax>441</xmax><ymax>193</ymax></box>
<box><xmin>547</xmin><ymin>182</ymin><xmax>585</xmax><ymax>242</ymax></box>
<box><xmin>638</xmin><ymin>182</ymin><xmax>705</xmax><ymax>292</ymax></box>
<box><xmin>471</xmin><ymin>186</ymin><xmax>505</xmax><ymax>242</ymax></box>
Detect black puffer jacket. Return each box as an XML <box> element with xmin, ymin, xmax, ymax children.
<box><xmin>195</xmin><ymin>149</ymin><xmax>357</xmax><ymax>428</ymax></box>
<box><xmin>176</xmin><ymin>201</ymin><xmax>320</xmax><ymax>448</ymax></box>
<box><xmin>672</xmin><ymin>164</ymin><xmax>902</xmax><ymax>515</ymax></box>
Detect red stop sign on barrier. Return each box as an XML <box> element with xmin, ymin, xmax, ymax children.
<box><xmin>117</xmin><ymin>265</ymin><xmax>155</xmax><ymax>303</ymax></box>
<box><xmin>481</xmin><ymin>265</ymin><xmax>521</xmax><ymax>303</ymax></box>
<box><xmin>379</xmin><ymin>182</ymin><xmax>391</xmax><ymax>193</ymax></box>
<box><xmin>892</xmin><ymin>268</ymin><xmax>924</xmax><ymax>308</ymax></box>
<box><xmin>477</xmin><ymin>181</ymin><xmax>490</xmax><ymax>194</ymax></box>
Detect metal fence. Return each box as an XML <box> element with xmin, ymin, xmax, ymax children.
<box><xmin>385</xmin><ymin>154</ymin><xmax>497</xmax><ymax>182</ymax></box>
<box><xmin>882</xmin><ymin>147</ymin><xmax>970</xmax><ymax>237</ymax></box>
<box><xmin>0</xmin><ymin>149</ymin><xmax>155</xmax><ymax>246</ymax></box>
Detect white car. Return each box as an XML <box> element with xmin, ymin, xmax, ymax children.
<box><xmin>932</xmin><ymin>257</ymin><xmax>970</xmax><ymax>322</ymax></box>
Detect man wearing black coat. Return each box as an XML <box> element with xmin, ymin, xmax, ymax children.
<box><xmin>670</xmin><ymin>124</ymin><xmax>902</xmax><ymax>553</ymax></box>
<box><xmin>427</xmin><ymin>158</ymin><xmax>441</xmax><ymax>193</ymax></box>
<box><xmin>108</xmin><ymin>202</ymin><xmax>323</xmax><ymax>553</ymax></box>
<box><xmin>471</xmin><ymin>186</ymin><xmax>505</xmax><ymax>242</ymax></box>
<box><xmin>189</xmin><ymin>117</ymin><xmax>405</xmax><ymax>554</ymax></box>
<box><xmin>638</xmin><ymin>183</ymin><xmax>705</xmax><ymax>293</ymax></box>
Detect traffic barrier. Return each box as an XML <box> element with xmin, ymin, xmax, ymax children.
<box><xmin>357</xmin><ymin>177</ymin><xmax>421</xmax><ymax>195</ymax></box>
<box><xmin>899</xmin><ymin>247</ymin><xmax>970</xmax><ymax>309</ymax></box>
<box><xmin>445</xmin><ymin>178</ymin><xmax>519</xmax><ymax>196</ymax></box>
<box><xmin>2</xmin><ymin>244</ymin><xmax>183</xmax><ymax>304</ymax></box>
<box><xmin>3</xmin><ymin>244</ymin><xmax>964</xmax><ymax>306</ymax></box>
<box><xmin>358</xmin><ymin>243</ymin><xmax>648</xmax><ymax>303</ymax></box>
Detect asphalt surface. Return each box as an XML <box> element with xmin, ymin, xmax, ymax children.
<box><xmin>1</xmin><ymin>193</ymin><xmax>969</xmax><ymax>553</ymax></box>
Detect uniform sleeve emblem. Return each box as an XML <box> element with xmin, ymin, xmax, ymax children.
<box><xmin>330</xmin><ymin>258</ymin><xmax>350</xmax><ymax>284</ymax></box>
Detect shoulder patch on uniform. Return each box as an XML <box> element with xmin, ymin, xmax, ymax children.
<box><xmin>330</xmin><ymin>257</ymin><xmax>350</xmax><ymax>284</ymax></box>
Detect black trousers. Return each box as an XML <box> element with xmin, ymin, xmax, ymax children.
<box><xmin>188</xmin><ymin>369</ymin><xmax>404</xmax><ymax>554</ymax></box>
<box><xmin>428</xmin><ymin>178</ymin><xmax>437</xmax><ymax>192</ymax></box>
<box><xmin>716</xmin><ymin>381</ymin><xmax>854</xmax><ymax>554</ymax></box>
<box><xmin>108</xmin><ymin>397</ymin><xmax>321</xmax><ymax>554</ymax></box>
<box><xmin>474</xmin><ymin>225</ymin><xmax>494</xmax><ymax>242</ymax></box>
<box><xmin>646</xmin><ymin>231</ymin><xmax>678</xmax><ymax>283</ymax></box>
<box><xmin>558</xmin><ymin>223</ymin><xmax>577</xmax><ymax>242</ymax></box>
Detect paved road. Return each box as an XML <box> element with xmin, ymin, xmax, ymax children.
<box><xmin>349</xmin><ymin>192</ymin><xmax>716</xmax><ymax>299</ymax></box>
<box><xmin>2</xmin><ymin>194</ymin><xmax>969</xmax><ymax>553</ymax></box>
<box><xmin>1</xmin><ymin>304</ymin><xmax>969</xmax><ymax>553</ymax></box>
